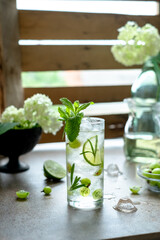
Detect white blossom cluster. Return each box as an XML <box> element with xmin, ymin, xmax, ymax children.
<box><xmin>1</xmin><ymin>94</ymin><xmax>62</xmax><ymax>135</ymax></box>
<box><xmin>111</xmin><ymin>21</ymin><xmax>160</xmax><ymax>66</ymax></box>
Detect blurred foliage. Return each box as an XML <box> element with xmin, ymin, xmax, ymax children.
<box><xmin>22</xmin><ymin>71</ymin><xmax>67</xmax><ymax>87</ymax></box>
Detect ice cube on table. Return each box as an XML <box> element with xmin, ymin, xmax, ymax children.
<box><xmin>105</xmin><ymin>163</ymin><xmax>122</xmax><ymax>177</ymax></box>
<box><xmin>113</xmin><ymin>198</ymin><xmax>137</xmax><ymax>213</ymax></box>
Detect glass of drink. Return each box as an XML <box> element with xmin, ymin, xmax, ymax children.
<box><xmin>66</xmin><ymin>117</ymin><xmax>104</xmax><ymax>210</ymax></box>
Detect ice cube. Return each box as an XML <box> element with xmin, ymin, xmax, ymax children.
<box><xmin>105</xmin><ymin>164</ymin><xmax>122</xmax><ymax>177</ymax></box>
<box><xmin>113</xmin><ymin>198</ymin><xmax>137</xmax><ymax>213</ymax></box>
<box><xmin>80</xmin><ymin>117</ymin><xmax>93</xmax><ymax>131</ymax></box>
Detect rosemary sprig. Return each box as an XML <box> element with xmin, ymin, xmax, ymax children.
<box><xmin>69</xmin><ymin>163</ymin><xmax>85</xmax><ymax>191</ymax></box>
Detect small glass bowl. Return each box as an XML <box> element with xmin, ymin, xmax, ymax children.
<box><xmin>137</xmin><ymin>164</ymin><xmax>160</xmax><ymax>193</ymax></box>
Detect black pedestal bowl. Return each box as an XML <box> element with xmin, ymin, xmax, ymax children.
<box><xmin>0</xmin><ymin>127</ymin><xmax>42</xmax><ymax>173</ymax></box>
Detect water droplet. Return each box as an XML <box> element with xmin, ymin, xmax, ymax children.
<box><xmin>104</xmin><ymin>164</ymin><xmax>122</xmax><ymax>177</ymax></box>
<box><xmin>113</xmin><ymin>198</ymin><xmax>137</xmax><ymax>213</ymax></box>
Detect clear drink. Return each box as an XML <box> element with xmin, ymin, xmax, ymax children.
<box><xmin>124</xmin><ymin>133</ymin><xmax>160</xmax><ymax>163</ymax></box>
<box><xmin>66</xmin><ymin>117</ymin><xmax>104</xmax><ymax>209</ymax></box>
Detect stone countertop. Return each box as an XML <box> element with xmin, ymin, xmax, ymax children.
<box><xmin>0</xmin><ymin>139</ymin><xmax>160</xmax><ymax>240</ymax></box>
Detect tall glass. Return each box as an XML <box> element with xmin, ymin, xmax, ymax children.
<box><xmin>66</xmin><ymin>117</ymin><xmax>104</xmax><ymax>210</ymax></box>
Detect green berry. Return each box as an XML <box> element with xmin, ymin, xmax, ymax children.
<box><xmin>92</xmin><ymin>189</ymin><xmax>103</xmax><ymax>200</ymax></box>
<box><xmin>80</xmin><ymin>178</ymin><xmax>91</xmax><ymax>187</ymax></box>
<box><xmin>149</xmin><ymin>162</ymin><xmax>160</xmax><ymax>170</ymax></box>
<box><xmin>156</xmin><ymin>182</ymin><xmax>160</xmax><ymax>188</ymax></box>
<box><xmin>94</xmin><ymin>168</ymin><xmax>102</xmax><ymax>176</ymax></box>
<box><xmin>130</xmin><ymin>186</ymin><xmax>141</xmax><ymax>194</ymax></box>
<box><xmin>149</xmin><ymin>180</ymin><xmax>157</xmax><ymax>187</ymax></box>
<box><xmin>16</xmin><ymin>190</ymin><xmax>30</xmax><ymax>199</ymax></box>
<box><xmin>42</xmin><ymin>186</ymin><xmax>52</xmax><ymax>195</ymax></box>
<box><xmin>142</xmin><ymin>168</ymin><xmax>152</xmax><ymax>178</ymax></box>
<box><xmin>80</xmin><ymin>187</ymin><xmax>90</xmax><ymax>197</ymax></box>
<box><xmin>152</xmin><ymin>168</ymin><xmax>160</xmax><ymax>179</ymax></box>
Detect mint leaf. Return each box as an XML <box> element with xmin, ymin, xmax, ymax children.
<box><xmin>60</xmin><ymin>98</ymin><xmax>74</xmax><ymax>112</ymax></box>
<box><xmin>0</xmin><ymin>122</ymin><xmax>19</xmax><ymax>135</ymax></box>
<box><xmin>78</xmin><ymin>102</ymin><xmax>94</xmax><ymax>112</ymax></box>
<box><xmin>65</xmin><ymin>115</ymin><xmax>82</xmax><ymax>142</ymax></box>
<box><xmin>58</xmin><ymin>107</ymin><xmax>68</xmax><ymax>120</ymax></box>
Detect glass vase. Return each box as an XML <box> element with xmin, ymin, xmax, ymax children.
<box><xmin>124</xmin><ymin>98</ymin><xmax>160</xmax><ymax>163</ymax></box>
<box><xmin>131</xmin><ymin>68</ymin><xmax>158</xmax><ymax>106</ymax></box>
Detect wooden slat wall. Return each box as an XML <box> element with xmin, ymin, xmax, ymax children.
<box><xmin>19</xmin><ymin>11</ymin><xmax>160</xmax><ymax>40</ymax></box>
<box><xmin>21</xmin><ymin>45</ymin><xmax>138</xmax><ymax>71</ymax></box>
<box><xmin>0</xmin><ymin>0</ymin><xmax>159</xmax><ymax>142</ymax></box>
<box><xmin>18</xmin><ymin>11</ymin><xmax>160</xmax><ymax>71</ymax></box>
<box><xmin>24</xmin><ymin>86</ymin><xmax>131</xmax><ymax>104</ymax></box>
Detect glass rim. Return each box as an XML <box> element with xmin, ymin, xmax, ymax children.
<box><xmin>82</xmin><ymin>117</ymin><xmax>105</xmax><ymax>124</ymax></box>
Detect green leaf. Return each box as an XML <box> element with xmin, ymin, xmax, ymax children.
<box><xmin>65</xmin><ymin>115</ymin><xmax>82</xmax><ymax>142</ymax></box>
<box><xmin>0</xmin><ymin>122</ymin><xmax>19</xmax><ymax>135</ymax></box>
<box><xmin>78</xmin><ymin>102</ymin><xmax>94</xmax><ymax>112</ymax></box>
<box><xmin>70</xmin><ymin>184</ymin><xmax>85</xmax><ymax>191</ymax></box>
<box><xmin>58</xmin><ymin>107</ymin><xmax>68</xmax><ymax>120</ymax></box>
<box><xmin>74</xmin><ymin>100</ymin><xmax>79</xmax><ymax>108</ymax></box>
<box><xmin>60</xmin><ymin>98</ymin><xmax>74</xmax><ymax>112</ymax></box>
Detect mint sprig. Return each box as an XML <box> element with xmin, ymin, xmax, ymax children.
<box><xmin>58</xmin><ymin>98</ymin><xmax>94</xmax><ymax>142</ymax></box>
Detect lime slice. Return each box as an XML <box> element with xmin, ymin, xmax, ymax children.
<box><xmin>82</xmin><ymin>135</ymin><xmax>102</xmax><ymax>166</ymax></box>
<box><xmin>43</xmin><ymin>160</ymin><xmax>66</xmax><ymax>180</ymax></box>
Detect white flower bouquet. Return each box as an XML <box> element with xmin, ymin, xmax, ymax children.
<box><xmin>0</xmin><ymin>93</ymin><xmax>62</xmax><ymax>135</ymax></box>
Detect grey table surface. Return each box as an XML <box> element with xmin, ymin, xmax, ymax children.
<box><xmin>0</xmin><ymin>139</ymin><xmax>160</xmax><ymax>240</ymax></box>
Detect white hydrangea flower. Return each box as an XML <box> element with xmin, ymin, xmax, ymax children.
<box><xmin>1</xmin><ymin>106</ymin><xmax>18</xmax><ymax>123</ymax></box>
<box><xmin>1</xmin><ymin>106</ymin><xmax>35</xmax><ymax>128</ymax></box>
<box><xmin>24</xmin><ymin>93</ymin><xmax>53</xmax><ymax>123</ymax></box>
<box><xmin>37</xmin><ymin>108</ymin><xmax>63</xmax><ymax>135</ymax></box>
<box><xmin>24</xmin><ymin>93</ymin><xmax>62</xmax><ymax>134</ymax></box>
<box><xmin>0</xmin><ymin>94</ymin><xmax>62</xmax><ymax>134</ymax></box>
<box><xmin>111</xmin><ymin>21</ymin><xmax>160</xmax><ymax>66</ymax></box>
